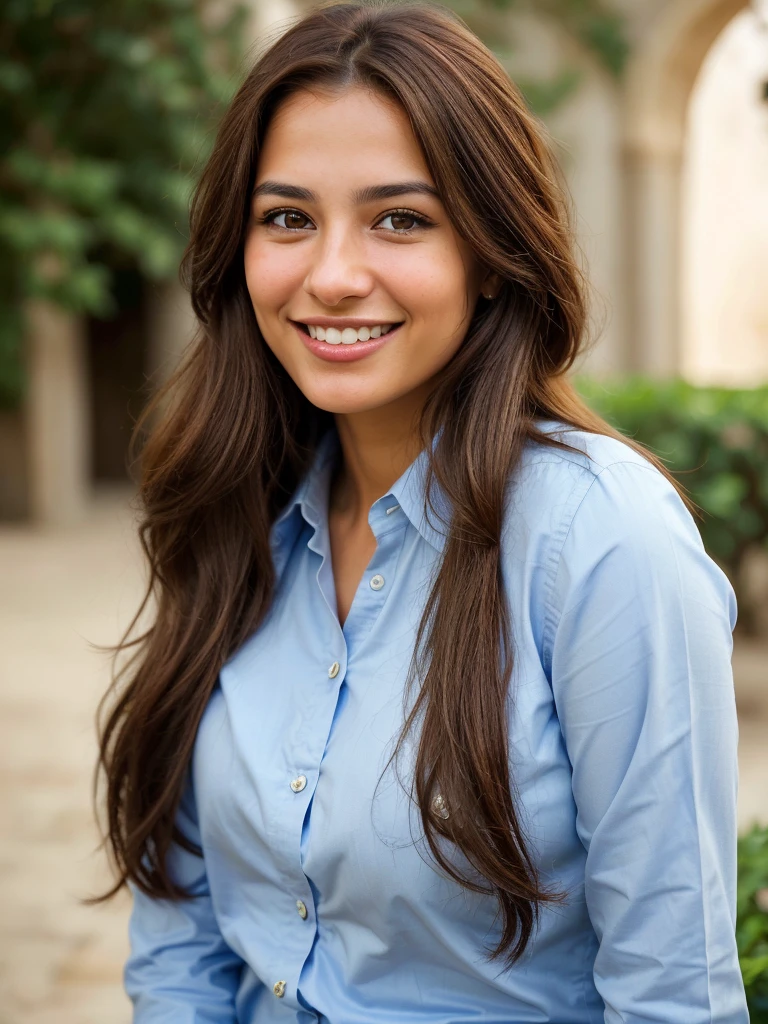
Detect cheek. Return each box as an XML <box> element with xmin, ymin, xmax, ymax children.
<box><xmin>400</xmin><ymin>246</ymin><xmax>471</xmax><ymax>310</ymax></box>
<box><xmin>405</xmin><ymin>263</ymin><xmax>474</xmax><ymax>352</ymax></box>
<box><xmin>243</xmin><ymin>235</ymin><xmax>301</xmax><ymax>309</ymax></box>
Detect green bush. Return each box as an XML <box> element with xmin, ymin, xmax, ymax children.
<box><xmin>0</xmin><ymin>0</ymin><xmax>246</xmax><ymax>409</ymax></box>
<box><xmin>738</xmin><ymin>824</ymin><xmax>768</xmax><ymax>1018</ymax></box>
<box><xmin>575</xmin><ymin>376</ymin><xmax>768</xmax><ymax>635</ymax></box>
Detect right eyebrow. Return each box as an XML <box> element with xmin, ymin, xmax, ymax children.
<box><xmin>251</xmin><ymin>180</ymin><xmax>442</xmax><ymax>204</ymax></box>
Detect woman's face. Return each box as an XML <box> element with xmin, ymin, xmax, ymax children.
<box><xmin>244</xmin><ymin>85</ymin><xmax>493</xmax><ymax>417</ymax></box>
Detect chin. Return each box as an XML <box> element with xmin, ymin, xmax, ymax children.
<box><xmin>305</xmin><ymin>395</ymin><xmax>387</xmax><ymax>416</ymax></box>
<box><xmin>300</xmin><ymin>383</ymin><xmax>403</xmax><ymax>417</ymax></box>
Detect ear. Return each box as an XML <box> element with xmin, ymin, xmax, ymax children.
<box><xmin>480</xmin><ymin>271</ymin><xmax>501</xmax><ymax>300</ymax></box>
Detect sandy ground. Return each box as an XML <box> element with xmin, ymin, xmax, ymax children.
<box><xmin>1</xmin><ymin>488</ymin><xmax>766</xmax><ymax>1024</ymax></box>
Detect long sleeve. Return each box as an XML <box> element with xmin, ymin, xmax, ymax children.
<box><xmin>124</xmin><ymin>766</ymin><xmax>244</xmax><ymax>1022</ymax></box>
<box><xmin>544</xmin><ymin>459</ymin><xmax>749</xmax><ymax>1023</ymax></box>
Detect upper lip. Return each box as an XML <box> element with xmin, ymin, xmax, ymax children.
<box><xmin>291</xmin><ymin>316</ymin><xmax>403</xmax><ymax>328</ymax></box>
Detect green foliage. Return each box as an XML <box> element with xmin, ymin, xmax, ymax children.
<box><xmin>737</xmin><ymin>824</ymin><xmax>768</xmax><ymax>1017</ymax></box>
<box><xmin>564</xmin><ymin>1</ymin><xmax>628</xmax><ymax>77</ymax></box>
<box><xmin>520</xmin><ymin>0</ymin><xmax>629</xmax><ymax>76</ymax></box>
<box><xmin>516</xmin><ymin>68</ymin><xmax>582</xmax><ymax>117</ymax></box>
<box><xmin>0</xmin><ymin>0</ymin><xmax>247</xmax><ymax>408</ymax></box>
<box><xmin>575</xmin><ymin>376</ymin><xmax>768</xmax><ymax>634</ymax></box>
<box><xmin>448</xmin><ymin>0</ymin><xmax>629</xmax><ymax>116</ymax></box>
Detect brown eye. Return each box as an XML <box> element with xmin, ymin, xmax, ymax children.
<box><xmin>260</xmin><ymin>209</ymin><xmax>313</xmax><ymax>231</ymax></box>
<box><xmin>389</xmin><ymin>212</ymin><xmax>418</xmax><ymax>231</ymax></box>
<box><xmin>283</xmin><ymin>211</ymin><xmax>310</xmax><ymax>229</ymax></box>
<box><xmin>377</xmin><ymin>209</ymin><xmax>431</xmax><ymax>234</ymax></box>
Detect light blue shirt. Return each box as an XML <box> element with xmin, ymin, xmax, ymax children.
<box><xmin>125</xmin><ymin>418</ymin><xmax>748</xmax><ymax>1023</ymax></box>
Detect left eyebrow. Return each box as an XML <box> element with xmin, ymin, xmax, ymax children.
<box><xmin>251</xmin><ymin>180</ymin><xmax>442</xmax><ymax>204</ymax></box>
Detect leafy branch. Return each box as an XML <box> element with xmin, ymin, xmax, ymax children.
<box><xmin>0</xmin><ymin>0</ymin><xmax>247</xmax><ymax>408</ymax></box>
<box><xmin>446</xmin><ymin>0</ymin><xmax>629</xmax><ymax>114</ymax></box>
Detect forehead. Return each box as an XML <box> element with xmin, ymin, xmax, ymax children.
<box><xmin>256</xmin><ymin>85</ymin><xmax>433</xmax><ymax>187</ymax></box>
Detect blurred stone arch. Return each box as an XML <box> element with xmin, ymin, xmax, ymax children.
<box><xmin>622</xmin><ymin>0</ymin><xmax>753</xmax><ymax>377</ymax></box>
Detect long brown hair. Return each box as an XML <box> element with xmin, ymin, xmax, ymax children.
<box><xmin>96</xmin><ymin>0</ymin><xmax>693</xmax><ymax>967</ymax></box>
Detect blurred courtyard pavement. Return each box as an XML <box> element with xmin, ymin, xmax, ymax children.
<box><xmin>0</xmin><ymin>488</ymin><xmax>767</xmax><ymax>1023</ymax></box>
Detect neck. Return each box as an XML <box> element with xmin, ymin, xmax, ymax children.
<box><xmin>330</xmin><ymin>386</ymin><xmax>429</xmax><ymax>523</ymax></box>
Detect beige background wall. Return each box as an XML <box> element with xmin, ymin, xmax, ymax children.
<box><xmin>682</xmin><ymin>6</ymin><xmax>768</xmax><ymax>385</ymax></box>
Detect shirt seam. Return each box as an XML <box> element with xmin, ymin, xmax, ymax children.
<box><xmin>540</xmin><ymin>459</ymin><xmax>661</xmax><ymax>679</ymax></box>
<box><xmin>540</xmin><ymin>469</ymin><xmax>604</xmax><ymax>679</ymax></box>
<box><xmin>371</xmin><ymin>519</ymin><xmax>410</xmax><ymax>544</ymax></box>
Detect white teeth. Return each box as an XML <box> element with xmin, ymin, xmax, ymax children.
<box><xmin>304</xmin><ymin>322</ymin><xmax>398</xmax><ymax>344</ymax></box>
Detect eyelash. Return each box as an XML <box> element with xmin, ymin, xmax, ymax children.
<box><xmin>256</xmin><ymin>206</ymin><xmax>432</xmax><ymax>236</ymax></box>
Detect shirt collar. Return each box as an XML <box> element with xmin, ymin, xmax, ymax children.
<box><xmin>270</xmin><ymin>417</ymin><xmax>567</xmax><ymax>558</ymax></box>
<box><xmin>387</xmin><ymin>433</ymin><xmax>449</xmax><ymax>552</ymax></box>
<box><xmin>384</xmin><ymin>418</ymin><xmax>567</xmax><ymax>552</ymax></box>
<box><xmin>270</xmin><ymin>426</ymin><xmax>340</xmax><ymax>541</ymax></box>
<box><xmin>269</xmin><ymin>423</ymin><xmax>450</xmax><ymax>555</ymax></box>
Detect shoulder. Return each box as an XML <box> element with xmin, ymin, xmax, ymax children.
<box><xmin>505</xmin><ymin>418</ymin><xmax>681</xmax><ymax>552</ymax></box>
<box><xmin>504</xmin><ymin>417</ymin><xmax>734</xmax><ymax>617</ymax></box>
<box><xmin>507</xmin><ymin>419</ymin><xmax>736</xmax><ymax>661</ymax></box>
<box><xmin>520</xmin><ymin>418</ymin><xmax>663</xmax><ymax>480</ymax></box>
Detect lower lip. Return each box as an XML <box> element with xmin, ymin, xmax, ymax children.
<box><xmin>291</xmin><ymin>321</ymin><xmax>402</xmax><ymax>362</ymax></box>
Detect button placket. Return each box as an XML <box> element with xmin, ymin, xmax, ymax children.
<box><xmin>340</xmin><ymin>505</ymin><xmax>407</xmax><ymax>644</ymax></box>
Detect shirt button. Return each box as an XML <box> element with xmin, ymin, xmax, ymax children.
<box><xmin>273</xmin><ymin>980</ymin><xmax>286</xmax><ymax>998</ymax></box>
<box><xmin>290</xmin><ymin>774</ymin><xmax>307</xmax><ymax>793</ymax></box>
<box><xmin>370</xmin><ymin>573</ymin><xmax>385</xmax><ymax>591</ymax></box>
<box><xmin>432</xmin><ymin>792</ymin><xmax>450</xmax><ymax>819</ymax></box>
<box><xmin>328</xmin><ymin>661</ymin><xmax>340</xmax><ymax>678</ymax></box>
<box><xmin>296</xmin><ymin>899</ymin><xmax>308</xmax><ymax>919</ymax></box>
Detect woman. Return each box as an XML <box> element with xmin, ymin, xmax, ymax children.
<box><xmin>97</xmin><ymin>1</ymin><xmax>749</xmax><ymax>1020</ymax></box>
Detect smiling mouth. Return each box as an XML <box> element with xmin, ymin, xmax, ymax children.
<box><xmin>293</xmin><ymin>321</ymin><xmax>405</xmax><ymax>345</ymax></box>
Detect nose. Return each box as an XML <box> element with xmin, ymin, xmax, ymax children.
<box><xmin>302</xmin><ymin>222</ymin><xmax>375</xmax><ymax>307</ymax></box>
